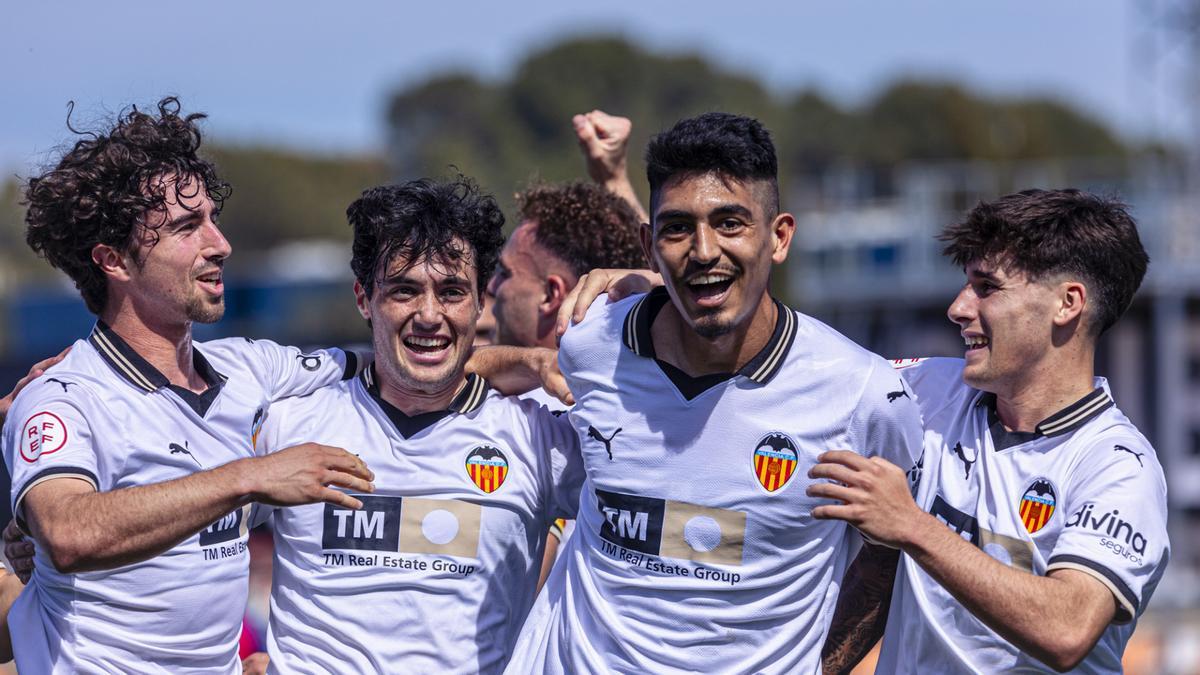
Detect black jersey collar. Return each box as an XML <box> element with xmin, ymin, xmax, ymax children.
<box><xmin>977</xmin><ymin>386</ymin><xmax>1114</xmax><ymax>442</ymax></box>
<box><xmin>361</xmin><ymin>363</ymin><xmax>489</xmax><ymax>415</ymax></box>
<box><xmin>621</xmin><ymin>286</ymin><xmax>797</xmax><ymax>385</ymax></box>
<box><xmin>89</xmin><ymin>321</ymin><xmax>225</xmax><ymax>394</ymax></box>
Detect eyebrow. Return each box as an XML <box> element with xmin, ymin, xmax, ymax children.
<box><xmin>966</xmin><ymin>268</ymin><xmax>1001</xmax><ymax>282</ymax></box>
<box><xmin>655</xmin><ymin>204</ymin><xmax>755</xmax><ymax>223</ymax></box>
<box><xmin>163</xmin><ymin>211</ymin><xmax>203</xmax><ymax>231</ymax></box>
<box><xmin>708</xmin><ymin>204</ymin><xmax>753</xmax><ymax>220</ymax></box>
<box><xmin>380</xmin><ymin>273</ymin><xmax>473</xmax><ymax>287</ymax></box>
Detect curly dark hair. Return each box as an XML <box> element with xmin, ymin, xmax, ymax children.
<box><xmin>940</xmin><ymin>188</ymin><xmax>1149</xmax><ymax>337</ymax></box>
<box><xmin>516</xmin><ymin>181</ymin><xmax>646</xmax><ymax>277</ymax></box>
<box><xmin>645</xmin><ymin>112</ymin><xmax>779</xmax><ymax>221</ymax></box>
<box><xmin>348</xmin><ymin>177</ymin><xmax>505</xmax><ymax>297</ymax></box>
<box><xmin>23</xmin><ymin>97</ymin><xmax>231</xmax><ymax>314</ymax></box>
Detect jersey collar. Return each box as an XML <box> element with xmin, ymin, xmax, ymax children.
<box><xmin>977</xmin><ymin>386</ymin><xmax>1114</xmax><ymax>446</ymax></box>
<box><xmin>88</xmin><ymin>321</ymin><xmax>225</xmax><ymax>394</ymax></box>
<box><xmin>360</xmin><ymin>363</ymin><xmax>489</xmax><ymax>415</ymax></box>
<box><xmin>621</xmin><ymin>286</ymin><xmax>797</xmax><ymax>385</ymax></box>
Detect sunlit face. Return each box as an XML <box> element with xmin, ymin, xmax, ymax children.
<box><xmin>646</xmin><ymin>172</ymin><xmax>791</xmax><ymax>339</ymax></box>
<box><xmin>356</xmin><ymin>242</ymin><xmax>480</xmax><ymax>396</ymax></box>
<box><xmin>486</xmin><ymin>221</ymin><xmax>545</xmax><ymax>347</ymax></box>
<box><xmin>122</xmin><ymin>175</ymin><xmax>231</xmax><ymax>324</ymax></box>
<box><xmin>947</xmin><ymin>259</ymin><xmax>1063</xmax><ymax>396</ymax></box>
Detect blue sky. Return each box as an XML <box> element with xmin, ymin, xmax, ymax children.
<box><xmin>3</xmin><ymin>1</ymin><xmax>1192</xmax><ymax>173</ymax></box>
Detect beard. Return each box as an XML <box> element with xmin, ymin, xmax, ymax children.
<box><xmin>691</xmin><ymin>309</ymin><xmax>737</xmax><ymax>339</ymax></box>
<box><xmin>186</xmin><ymin>295</ymin><xmax>225</xmax><ymax>324</ymax></box>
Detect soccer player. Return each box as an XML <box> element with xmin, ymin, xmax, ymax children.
<box><xmin>253</xmin><ymin>178</ymin><xmax>583</xmax><ymax>673</ymax></box>
<box><xmin>2</xmin><ymin>98</ymin><xmax>374</xmax><ymax>673</ymax></box>
<box><xmin>815</xmin><ymin>190</ymin><xmax>1168</xmax><ymax>673</ymax></box>
<box><xmin>487</xmin><ymin>182</ymin><xmax>644</xmax><ymax>405</ymax></box>
<box><xmin>505</xmin><ymin>112</ymin><xmax>925</xmax><ymax>673</ymax></box>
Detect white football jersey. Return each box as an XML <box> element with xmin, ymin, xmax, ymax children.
<box><xmin>259</xmin><ymin>365</ymin><xmax>583</xmax><ymax>674</ymax></box>
<box><xmin>0</xmin><ymin>323</ymin><xmax>361</xmax><ymax>674</ymax></box>
<box><xmin>877</xmin><ymin>358</ymin><xmax>1170</xmax><ymax>674</ymax></box>
<box><xmin>506</xmin><ymin>289</ymin><xmax>925</xmax><ymax>674</ymax></box>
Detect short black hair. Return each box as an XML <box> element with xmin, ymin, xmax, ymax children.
<box><xmin>517</xmin><ymin>181</ymin><xmax>646</xmax><ymax>277</ymax></box>
<box><xmin>644</xmin><ymin>112</ymin><xmax>779</xmax><ymax>220</ymax></box>
<box><xmin>348</xmin><ymin>177</ymin><xmax>505</xmax><ymax>297</ymax></box>
<box><xmin>940</xmin><ymin>188</ymin><xmax>1149</xmax><ymax>336</ymax></box>
<box><xmin>24</xmin><ymin>97</ymin><xmax>230</xmax><ymax>314</ymax></box>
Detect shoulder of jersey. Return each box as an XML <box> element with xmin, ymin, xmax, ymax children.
<box><xmin>11</xmin><ymin>340</ymin><xmax>108</xmax><ymax>408</ymax></box>
<box><xmin>1076</xmin><ymin>412</ymin><xmax>1164</xmax><ymax>476</ymax></box>
<box><xmin>891</xmin><ymin>357</ymin><xmax>964</xmax><ymax>390</ymax></box>
<box><xmin>559</xmin><ymin>292</ymin><xmax>644</xmax><ymax>354</ymax></box>
<box><xmin>783</xmin><ymin>310</ymin><xmax>892</xmax><ymax>375</ymax></box>
<box><xmin>194</xmin><ymin>335</ymin><xmax>269</xmax><ymax>367</ymax></box>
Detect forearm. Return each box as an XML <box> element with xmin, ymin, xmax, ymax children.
<box><xmin>901</xmin><ymin>514</ymin><xmax>1107</xmax><ymax>669</ymax></box>
<box><xmin>0</xmin><ymin>572</ymin><xmax>20</xmax><ymax>662</ymax></box>
<box><xmin>28</xmin><ymin>459</ymin><xmax>255</xmax><ymax>573</ymax></box>
<box><xmin>601</xmin><ymin>172</ymin><xmax>649</xmax><ymax>223</ymax></box>
<box><xmin>822</xmin><ymin>544</ymin><xmax>898</xmax><ymax>674</ymax></box>
<box><xmin>467</xmin><ymin>345</ymin><xmax>549</xmax><ymax>396</ymax></box>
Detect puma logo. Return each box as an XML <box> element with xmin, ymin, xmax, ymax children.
<box><xmin>1114</xmin><ymin>445</ymin><xmax>1144</xmax><ymax>467</ymax></box>
<box><xmin>587</xmin><ymin>426</ymin><xmax>622</xmax><ymax>461</ymax></box>
<box><xmin>46</xmin><ymin>378</ymin><xmax>76</xmax><ymax>393</ymax></box>
<box><xmin>887</xmin><ymin>379</ymin><xmax>910</xmax><ymax>403</ymax></box>
<box><xmin>951</xmin><ymin>442</ymin><xmax>976</xmax><ymax>480</ymax></box>
<box><xmin>169</xmin><ymin>441</ymin><xmax>201</xmax><ymax>467</ymax></box>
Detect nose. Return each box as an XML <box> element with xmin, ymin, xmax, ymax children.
<box><xmin>947</xmin><ymin>284</ymin><xmax>975</xmax><ymax>327</ymax></box>
<box><xmin>414</xmin><ymin>289</ymin><xmax>443</xmax><ymax>329</ymax></box>
<box><xmin>203</xmin><ymin>219</ymin><xmax>232</xmax><ymax>260</ymax></box>
<box><xmin>690</xmin><ymin>224</ymin><xmax>719</xmax><ymax>265</ymax></box>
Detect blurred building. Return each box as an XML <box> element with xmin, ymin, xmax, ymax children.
<box><xmin>785</xmin><ymin>157</ymin><xmax>1200</xmax><ymax>608</ymax></box>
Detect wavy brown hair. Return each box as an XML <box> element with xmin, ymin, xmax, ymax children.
<box><xmin>24</xmin><ymin>97</ymin><xmax>231</xmax><ymax>314</ymax></box>
<box><xmin>516</xmin><ymin>181</ymin><xmax>646</xmax><ymax>277</ymax></box>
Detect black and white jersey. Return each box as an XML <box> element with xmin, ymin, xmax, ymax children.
<box><xmin>0</xmin><ymin>323</ymin><xmax>360</xmax><ymax>674</ymax></box>
<box><xmin>877</xmin><ymin>358</ymin><xmax>1170</xmax><ymax>674</ymax></box>
<box><xmin>506</xmin><ymin>289</ymin><xmax>925</xmax><ymax>674</ymax></box>
<box><xmin>259</xmin><ymin>366</ymin><xmax>583</xmax><ymax>674</ymax></box>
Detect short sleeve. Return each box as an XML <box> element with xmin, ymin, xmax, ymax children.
<box><xmin>2</xmin><ymin>387</ymin><xmax>101</xmax><ymax>527</ymax></box>
<box><xmin>531</xmin><ymin>407</ymin><xmax>585</xmax><ymax>521</ymax></box>
<box><xmin>1046</xmin><ymin>438</ymin><xmax>1169</xmax><ymax>624</ymax></box>
<box><xmin>251</xmin><ymin>339</ymin><xmax>365</xmax><ymax>402</ymax></box>
<box><xmin>847</xmin><ymin>358</ymin><xmax>926</xmax><ymax>479</ymax></box>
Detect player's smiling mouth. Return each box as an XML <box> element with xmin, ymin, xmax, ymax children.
<box><xmin>684</xmin><ymin>271</ymin><xmax>736</xmax><ymax>307</ymax></box>
<box><xmin>402</xmin><ymin>333</ymin><xmax>452</xmax><ymax>362</ymax></box>
<box><xmin>963</xmin><ymin>334</ymin><xmax>989</xmax><ymax>350</ymax></box>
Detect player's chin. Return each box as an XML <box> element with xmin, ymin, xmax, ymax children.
<box><xmin>187</xmin><ymin>297</ymin><xmax>226</xmax><ymax>324</ymax></box>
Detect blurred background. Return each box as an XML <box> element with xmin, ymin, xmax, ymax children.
<box><xmin>4</xmin><ymin>1</ymin><xmax>1200</xmax><ymax>671</ymax></box>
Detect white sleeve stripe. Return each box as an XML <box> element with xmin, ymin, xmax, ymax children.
<box><xmin>1046</xmin><ymin>558</ymin><xmax>1136</xmax><ymax>624</ymax></box>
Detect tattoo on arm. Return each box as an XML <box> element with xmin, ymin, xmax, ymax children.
<box><xmin>822</xmin><ymin>543</ymin><xmax>901</xmax><ymax>675</ymax></box>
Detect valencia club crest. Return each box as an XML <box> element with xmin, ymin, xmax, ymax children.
<box><xmin>1019</xmin><ymin>478</ymin><xmax>1057</xmax><ymax>534</ymax></box>
<box><xmin>752</xmin><ymin>432</ymin><xmax>799</xmax><ymax>492</ymax></box>
<box><xmin>465</xmin><ymin>445</ymin><xmax>509</xmax><ymax>494</ymax></box>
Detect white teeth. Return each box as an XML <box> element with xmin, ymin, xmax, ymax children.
<box><xmin>406</xmin><ymin>336</ymin><xmax>449</xmax><ymax>348</ymax></box>
<box><xmin>964</xmin><ymin>336</ymin><xmax>989</xmax><ymax>347</ymax></box>
<box><xmin>689</xmin><ymin>274</ymin><xmax>732</xmax><ymax>286</ymax></box>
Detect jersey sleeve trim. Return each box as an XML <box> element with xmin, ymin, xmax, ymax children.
<box><xmin>342</xmin><ymin>350</ymin><xmax>360</xmax><ymax>381</ymax></box>
<box><xmin>14</xmin><ymin>467</ymin><xmax>101</xmax><ymax>532</ymax></box>
<box><xmin>1046</xmin><ymin>554</ymin><xmax>1136</xmax><ymax>624</ymax></box>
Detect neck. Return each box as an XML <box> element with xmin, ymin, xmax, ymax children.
<box><xmin>652</xmin><ymin>293</ymin><xmax>776</xmax><ymax>376</ymax></box>
<box><xmin>100</xmin><ymin>302</ymin><xmax>201</xmax><ymax>390</ymax></box>
<box><xmin>992</xmin><ymin>346</ymin><xmax>1095</xmax><ymax>433</ymax></box>
<box><xmin>378</xmin><ymin>373</ymin><xmax>467</xmax><ymax>416</ymax></box>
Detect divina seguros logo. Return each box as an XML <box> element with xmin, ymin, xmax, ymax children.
<box><xmin>1065</xmin><ymin>503</ymin><xmax>1148</xmax><ymax>562</ymax></box>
